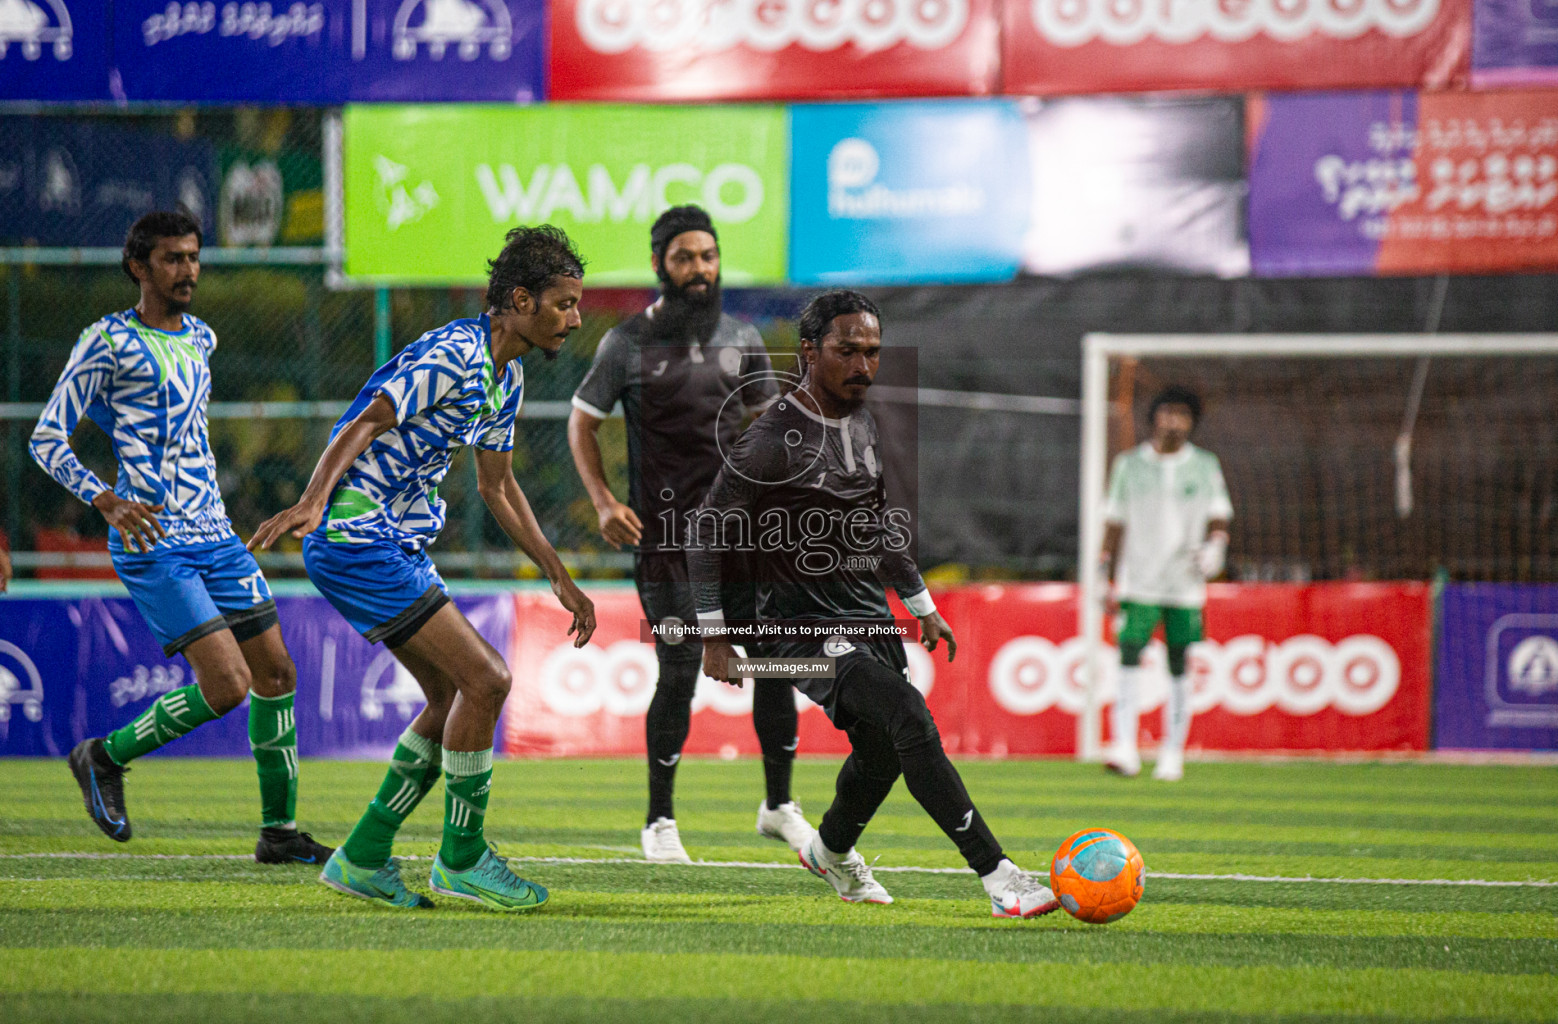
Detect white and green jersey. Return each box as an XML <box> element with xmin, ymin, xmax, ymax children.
<box><xmin>1103</xmin><ymin>442</ymin><xmax>1232</xmax><ymax>608</ymax></box>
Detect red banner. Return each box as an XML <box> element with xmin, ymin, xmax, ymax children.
<box><xmin>1375</xmin><ymin>91</ymin><xmax>1558</xmax><ymax>274</ymax></box>
<box><xmin>502</xmin><ymin>582</ymin><xmax>1431</xmax><ymax>757</ymax></box>
<box><xmin>548</xmin><ymin>0</ymin><xmax>1001</xmax><ymax>101</ymax></box>
<box><xmin>1001</xmin><ymin>0</ymin><xmax>1470</xmax><ymax>94</ymax></box>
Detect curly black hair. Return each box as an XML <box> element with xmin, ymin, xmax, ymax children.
<box><xmin>121</xmin><ymin>209</ymin><xmax>202</xmax><ymax>283</ymax></box>
<box><xmin>797</xmin><ymin>289</ymin><xmax>881</xmax><ymax>345</ymax></box>
<box><xmin>1149</xmin><ymin>385</ymin><xmax>1203</xmax><ymax>426</ymax></box>
<box><xmin>485</xmin><ymin>224</ymin><xmax>587</xmax><ymax>312</ymax></box>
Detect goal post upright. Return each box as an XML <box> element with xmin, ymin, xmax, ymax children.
<box><xmin>1074</xmin><ymin>331</ymin><xmax>1558</xmax><ymax>763</ymax></box>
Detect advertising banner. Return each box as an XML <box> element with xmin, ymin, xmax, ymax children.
<box><xmin>1022</xmin><ymin>96</ymin><xmax>1249</xmax><ymax>277</ymax></box>
<box><xmin>500</xmin><ymin>582</ymin><xmax>1432</xmax><ymax>757</ymax></box>
<box><xmin>0</xmin><ymin>595</ymin><xmax>512</xmax><ymax>759</ymax></box>
<box><xmin>789</xmin><ymin>101</ymin><xmax>1028</xmax><ymax>285</ymax></box>
<box><xmin>342</xmin><ymin>104</ymin><xmax>789</xmax><ymax>285</ymax></box>
<box><xmin>218</xmin><ymin>146</ymin><xmax>325</xmax><ymax>247</ymax></box>
<box><xmin>548</xmin><ymin>0</ymin><xmax>1001</xmax><ymax>101</ymax></box>
<box><xmin>0</xmin><ymin>0</ymin><xmax>110</xmax><ymax>100</ymax></box>
<box><xmin>1473</xmin><ymin>0</ymin><xmax>1558</xmax><ymax>87</ymax></box>
<box><xmin>1436</xmin><ymin>584</ymin><xmax>1558</xmax><ymax>750</ymax></box>
<box><xmin>113</xmin><ymin>0</ymin><xmax>544</xmax><ymax>103</ymax></box>
<box><xmin>1249</xmin><ymin>90</ymin><xmax>1558</xmax><ymax>276</ymax></box>
<box><xmin>1002</xmin><ymin>0</ymin><xmax>1471</xmax><ymax>94</ymax></box>
<box><xmin>0</xmin><ymin>117</ymin><xmax>217</xmax><ymax>248</ymax></box>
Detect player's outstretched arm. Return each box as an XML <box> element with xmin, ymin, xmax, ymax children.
<box><xmin>879</xmin><ymin>547</ymin><xmax>956</xmax><ymax>662</ymax></box>
<box><xmin>566</xmin><ymin>406</ymin><xmax>642</xmax><ymax>549</ymax></box>
<box><xmin>247</xmin><ymin>396</ymin><xmax>397</xmax><ymax>551</ymax></box>
<box><xmin>474</xmin><ymin>448</ymin><xmax>596</xmax><ymax>648</ymax></box>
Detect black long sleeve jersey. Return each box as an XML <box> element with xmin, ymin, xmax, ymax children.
<box><xmin>686</xmin><ymin>389</ymin><xmax>930</xmax><ymax>625</ymax></box>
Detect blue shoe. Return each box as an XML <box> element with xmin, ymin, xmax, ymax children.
<box><xmin>430</xmin><ymin>845</ymin><xmax>549</xmax><ymax>912</ymax></box>
<box><xmin>68</xmin><ymin>739</ymin><xmax>131</xmax><ymax>842</ymax></box>
<box><xmin>319</xmin><ymin>850</ymin><xmax>433</xmax><ymax>909</ymax></box>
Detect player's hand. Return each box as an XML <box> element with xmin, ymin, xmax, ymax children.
<box><xmin>596</xmin><ymin>499</ymin><xmax>642</xmax><ymax>549</ymax></box>
<box><xmin>919</xmin><ymin>611</ymin><xmax>957</xmax><ymax>662</ymax></box>
<box><xmin>0</xmin><ymin>546</ymin><xmax>11</xmax><ymax>592</ymax></box>
<box><xmin>247</xmin><ymin>497</ymin><xmax>326</xmax><ymax>552</ymax></box>
<box><xmin>554</xmin><ymin>577</ymin><xmax>596</xmax><ymax>648</ymax></box>
<box><xmin>702</xmin><ymin>638</ymin><xmax>740</xmax><ymax>686</ymax></box>
<box><xmin>92</xmin><ymin>492</ymin><xmax>166</xmax><ymax>553</ymax></box>
<box><xmin>1103</xmin><ymin>590</ymin><xmax>1121</xmax><ymax>616</ymax></box>
<box><xmin>1196</xmin><ymin>532</ymin><xmax>1228</xmax><ymax>579</ymax></box>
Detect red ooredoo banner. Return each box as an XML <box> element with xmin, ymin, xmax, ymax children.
<box><xmin>1001</xmin><ymin>0</ymin><xmax>1470</xmax><ymax>94</ymax></box>
<box><xmin>548</xmin><ymin>0</ymin><xmax>1002</xmax><ymax>100</ymax></box>
<box><xmin>502</xmin><ymin>583</ymin><xmax>1431</xmax><ymax>758</ymax></box>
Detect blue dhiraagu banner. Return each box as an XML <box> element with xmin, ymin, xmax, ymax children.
<box><xmin>1436</xmin><ymin>584</ymin><xmax>1558</xmax><ymax>751</ymax></box>
<box><xmin>114</xmin><ymin>0</ymin><xmax>543</xmax><ymax>103</ymax></box>
<box><xmin>0</xmin><ymin>0</ymin><xmax>111</xmax><ymax>100</ymax></box>
<box><xmin>0</xmin><ymin>594</ymin><xmax>513</xmax><ymax>759</ymax></box>
<box><xmin>789</xmin><ymin>101</ymin><xmax>1030</xmax><ymax>286</ymax></box>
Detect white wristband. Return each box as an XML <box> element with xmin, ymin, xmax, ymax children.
<box><xmin>902</xmin><ymin>589</ymin><xmax>936</xmax><ymax>618</ymax></box>
<box><xmin>697</xmin><ymin>610</ymin><xmax>728</xmax><ymax>637</ymax></box>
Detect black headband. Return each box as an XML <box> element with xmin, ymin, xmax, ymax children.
<box><xmin>651</xmin><ymin>205</ymin><xmax>718</xmax><ymax>261</ymax></box>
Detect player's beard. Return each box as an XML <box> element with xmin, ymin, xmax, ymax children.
<box><xmin>653</xmin><ymin>271</ymin><xmax>722</xmax><ymax>345</ymax></box>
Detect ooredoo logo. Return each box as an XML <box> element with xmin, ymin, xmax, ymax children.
<box><xmin>988</xmin><ymin>634</ymin><xmax>1401</xmax><ymax>717</ymax></box>
<box><xmin>576</xmin><ymin>0</ymin><xmax>969</xmax><ymax>54</ymax></box>
<box><xmin>1030</xmin><ymin>0</ymin><xmax>1441</xmax><ymax>48</ymax></box>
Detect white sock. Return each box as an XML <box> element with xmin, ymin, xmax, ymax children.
<box><xmin>1112</xmin><ymin>666</ymin><xmax>1141</xmax><ymax>757</ymax></box>
<box><xmin>1162</xmin><ymin>674</ymin><xmax>1191</xmax><ymax>756</ymax></box>
<box><xmin>980</xmin><ymin>858</ymin><xmax>1020</xmax><ymax>895</ymax></box>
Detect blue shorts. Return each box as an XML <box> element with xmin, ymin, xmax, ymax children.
<box><xmin>113</xmin><ymin>536</ymin><xmax>278</xmax><ymax>656</ymax></box>
<box><xmin>303</xmin><ymin>533</ymin><xmax>450</xmax><ymax>648</ymax></box>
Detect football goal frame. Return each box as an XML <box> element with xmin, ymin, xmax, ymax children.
<box><xmin>1075</xmin><ymin>332</ymin><xmax>1558</xmax><ymax>761</ymax></box>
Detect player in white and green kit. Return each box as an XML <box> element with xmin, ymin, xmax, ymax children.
<box><xmin>1100</xmin><ymin>387</ymin><xmax>1231</xmax><ymax>782</ymax></box>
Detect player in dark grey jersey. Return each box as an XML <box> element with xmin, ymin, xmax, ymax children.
<box><xmin>691</xmin><ymin>291</ymin><xmax>1060</xmax><ymax>919</ymax></box>
<box><xmin>568</xmin><ymin>205</ymin><xmax>813</xmax><ymax>864</ymax></box>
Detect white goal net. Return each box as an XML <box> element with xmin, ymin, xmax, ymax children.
<box><xmin>1075</xmin><ymin>333</ymin><xmax>1558</xmax><ymax>760</ymax></box>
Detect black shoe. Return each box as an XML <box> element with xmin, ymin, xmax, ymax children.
<box><xmin>67</xmin><ymin>739</ymin><xmax>131</xmax><ymax>842</ymax></box>
<box><xmin>255</xmin><ymin>828</ymin><xmax>335</xmax><ymax>865</ymax></box>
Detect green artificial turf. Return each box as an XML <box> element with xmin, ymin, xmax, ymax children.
<box><xmin>1</xmin><ymin>757</ymin><xmax>1554</xmax><ymax>1022</ymax></box>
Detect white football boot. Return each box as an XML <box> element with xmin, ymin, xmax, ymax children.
<box><xmin>640</xmin><ymin>817</ymin><xmax>693</xmax><ymax>864</ymax></box>
<box><xmin>983</xmin><ymin>860</ymin><xmax>1060</xmax><ymax>919</ymax></box>
<box><xmin>756</xmin><ymin>800</ymin><xmax>815</xmax><ymax>852</ymax></box>
<box><xmin>1152</xmin><ymin>750</ymin><xmax>1184</xmax><ymax>782</ymax></box>
<box><xmin>1104</xmin><ymin>748</ymin><xmax>1141</xmax><ymax>778</ymax></box>
<box><xmin>798</xmin><ymin>834</ymin><xmax>892</xmax><ymax>904</ymax></box>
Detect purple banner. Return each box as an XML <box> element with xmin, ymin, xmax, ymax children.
<box><xmin>1436</xmin><ymin>584</ymin><xmax>1558</xmax><ymax>751</ymax></box>
<box><xmin>1474</xmin><ymin>0</ymin><xmax>1558</xmax><ymax>87</ymax></box>
<box><xmin>0</xmin><ymin>594</ymin><xmax>514</xmax><ymax>759</ymax></box>
<box><xmin>113</xmin><ymin>1</ymin><xmax>543</xmax><ymax>103</ymax></box>
<box><xmin>1248</xmin><ymin>91</ymin><xmax>1419</xmax><ymax>278</ymax></box>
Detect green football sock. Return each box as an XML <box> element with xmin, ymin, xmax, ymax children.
<box><xmin>339</xmin><ymin>726</ymin><xmax>443</xmax><ymax>870</ymax></box>
<box><xmin>439</xmin><ymin>747</ymin><xmax>494</xmax><ymax>872</ymax></box>
<box><xmin>248</xmin><ymin>691</ymin><xmax>299</xmax><ymax>829</ymax></box>
<box><xmin>102</xmin><ymin>684</ymin><xmax>221</xmax><ymax>765</ymax></box>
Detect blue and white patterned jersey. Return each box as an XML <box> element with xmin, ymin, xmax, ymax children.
<box><xmin>318</xmin><ymin>314</ymin><xmax>522</xmax><ymax>550</ymax></box>
<box><xmin>30</xmin><ymin>310</ymin><xmax>235</xmax><ymax>551</ymax></box>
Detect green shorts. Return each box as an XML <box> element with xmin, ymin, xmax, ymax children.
<box><xmin>1117</xmin><ymin>602</ymin><xmax>1202</xmax><ymax>672</ymax></box>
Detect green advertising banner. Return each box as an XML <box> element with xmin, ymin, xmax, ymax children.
<box><xmin>343</xmin><ymin>104</ymin><xmax>789</xmax><ymax>285</ymax></box>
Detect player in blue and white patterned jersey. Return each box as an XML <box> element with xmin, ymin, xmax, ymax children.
<box><xmin>30</xmin><ymin>210</ymin><xmax>332</xmax><ymax>866</ymax></box>
<box><xmin>251</xmin><ymin>225</ymin><xmax>598</xmax><ymax>912</ymax></box>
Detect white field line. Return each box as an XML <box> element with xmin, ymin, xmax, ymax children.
<box><xmin>0</xmin><ymin>852</ymin><xmax>1554</xmax><ymax>887</ymax></box>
